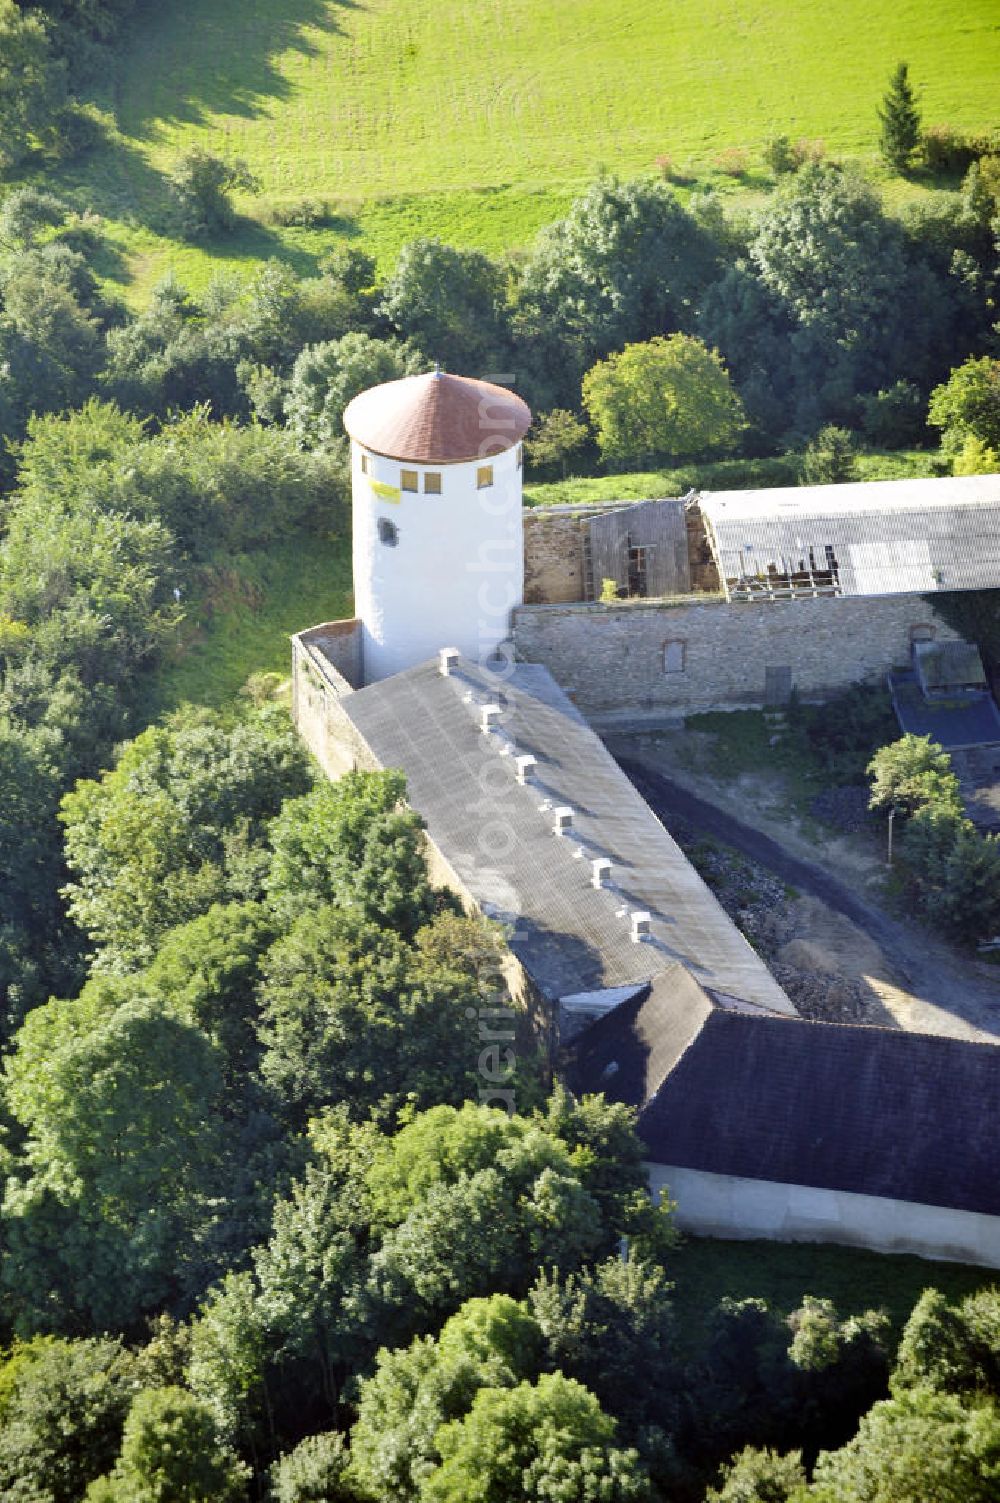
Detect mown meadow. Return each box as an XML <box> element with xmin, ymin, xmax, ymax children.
<box><xmin>45</xmin><ymin>0</ymin><xmax>1000</xmax><ymax>302</ymax></box>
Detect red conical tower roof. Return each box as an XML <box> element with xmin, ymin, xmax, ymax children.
<box><xmin>343</xmin><ymin>370</ymin><xmax>531</xmax><ymax>464</ymax></box>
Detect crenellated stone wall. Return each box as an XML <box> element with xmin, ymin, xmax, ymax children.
<box><xmin>512</xmin><ymin>594</ymin><xmax>961</xmax><ymax>724</ymax></box>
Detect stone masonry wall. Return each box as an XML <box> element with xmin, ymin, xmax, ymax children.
<box><xmin>523</xmin><ymin>509</ymin><xmax>585</xmax><ymax>604</ymax></box>
<box><xmin>292</xmin><ymin>631</ymin><xmax>378</xmax><ymax>779</ymax></box>
<box><xmin>513</xmin><ymin>594</ymin><xmax>960</xmax><ymax>723</ymax></box>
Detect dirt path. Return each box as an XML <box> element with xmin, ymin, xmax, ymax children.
<box><xmin>611</xmin><ymin>742</ymin><xmax>1000</xmax><ymax>1043</ymax></box>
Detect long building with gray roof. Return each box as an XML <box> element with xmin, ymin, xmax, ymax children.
<box><xmin>566</xmin><ymin>978</ymin><xmax>1000</xmax><ymax>1265</ymax></box>
<box><xmin>700</xmin><ymin>472</ymin><xmax>1000</xmax><ymax>601</ymax></box>
<box><xmin>294</xmin><ymin>633</ymin><xmax>792</xmax><ymax>1019</ymax></box>
<box><xmin>293</xmin><ymin>629</ymin><xmax>1000</xmax><ymax>1268</ymax></box>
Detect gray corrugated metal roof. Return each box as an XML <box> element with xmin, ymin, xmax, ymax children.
<box><xmin>700</xmin><ymin>473</ymin><xmax>1000</xmax><ymax>597</ymax></box>
<box><xmin>568</xmin><ymin>990</ymin><xmax>1000</xmax><ymax>1216</ymax></box>
<box><xmin>339</xmin><ymin>656</ymin><xmax>793</xmax><ymax>1013</ymax></box>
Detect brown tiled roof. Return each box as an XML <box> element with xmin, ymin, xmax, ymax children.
<box><xmin>343</xmin><ymin>371</ymin><xmax>531</xmax><ymax>464</ymax></box>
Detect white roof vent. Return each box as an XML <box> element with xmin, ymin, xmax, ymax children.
<box><xmin>480</xmin><ymin>703</ymin><xmax>502</xmax><ymax>734</ymax></box>
<box><xmin>439</xmin><ymin>647</ymin><xmax>460</xmax><ymax>676</ymax></box>
<box><xmin>553</xmin><ymin>806</ymin><xmax>574</xmax><ymax>835</ymax></box>
<box><xmin>515</xmin><ymin>753</ymin><xmax>537</xmax><ymax>785</ymax></box>
<box><xmin>592</xmin><ymin>857</ymin><xmax>612</xmax><ymax>889</ymax></box>
<box><xmin>630</xmin><ymin>911</ymin><xmax>652</xmax><ymax>943</ymax></box>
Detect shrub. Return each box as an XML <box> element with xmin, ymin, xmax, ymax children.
<box><xmin>715</xmin><ymin>146</ymin><xmax>749</xmax><ymax>178</ymax></box>
<box><xmin>953</xmin><ymin>434</ymin><xmax>1000</xmax><ymax>476</ymax></box>
<box><xmin>763</xmin><ymin>134</ymin><xmax>798</xmax><ymax>175</ymax></box>
<box><xmin>967</xmin><ymin>128</ymin><xmax>1000</xmax><ymax>160</ymax></box>
<box><xmin>524</xmin><ymin>408</ymin><xmax>589</xmax><ymax>476</ymax></box>
<box><xmin>685</xmin><ymin>455</ymin><xmax>802</xmax><ymax>489</ymax></box>
<box><xmin>922</xmin><ymin>124</ymin><xmax>977</xmax><ymax>175</ymax></box>
<box><xmin>269</xmin><ymin>197</ymin><xmax>330</xmax><ymax>228</ymax></box>
<box><xmin>801</xmin><ymin>425</ymin><xmax>857</xmax><ymax>484</ymax></box>
<box><xmin>654</xmin><ymin>153</ymin><xmax>675</xmax><ymax>179</ymax></box>
<box><xmin>856</xmin><ymin>450</ymin><xmax>949</xmax><ymax>480</ymax></box>
<box><xmin>922</xmin><ymin>821</ymin><xmax>1000</xmax><ymax>944</ymax></box>
<box><xmin>790</xmin><ymin>682</ymin><xmax>899</xmax><ymax>783</ymax></box>
<box><xmin>792</xmin><ymin>137</ymin><xmax>825</xmax><ymax>166</ymax></box>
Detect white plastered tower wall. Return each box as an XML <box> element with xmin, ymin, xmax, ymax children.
<box><xmin>346</xmin><ymin>371</ymin><xmax>529</xmax><ymax>684</ymax></box>
<box><xmin>352</xmin><ymin>442</ymin><xmax>524</xmax><ymax>682</ymax></box>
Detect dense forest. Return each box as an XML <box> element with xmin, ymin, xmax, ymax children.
<box><xmin>0</xmin><ymin>3</ymin><xmax>999</xmax><ymax>1497</ymax></box>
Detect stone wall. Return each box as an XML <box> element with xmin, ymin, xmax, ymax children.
<box><xmin>297</xmin><ymin>618</ymin><xmax>363</xmax><ymax>689</ymax></box>
<box><xmin>292</xmin><ymin>628</ymin><xmax>378</xmax><ymax>779</ymax></box>
<box><xmin>513</xmin><ymin>594</ymin><xmax>960</xmax><ymax>723</ymax></box>
<box><xmin>523</xmin><ymin>509</ymin><xmax>585</xmax><ymax>603</ymax></box>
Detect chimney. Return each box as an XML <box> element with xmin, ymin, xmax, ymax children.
<box><xmin>592</xmin><ymin>857</ymin><xmax>612</xmax><ymax>889</ymax></box>
<box><xmin>439</xmin><ymin>647</ymin><xmax>460</xmax><ymax>676</ymax></box>
<box><xmin>553</xmin><ymin>806</ymin><xmax>574</xmax><ymax>836</ymax></box>
<box><xmin>515</xmin><ymin>753</ymin><xmax>537</xmax><ymax>785</ymax></box>
<box><xmin>480</xmin><ymin>704</ymin><xmax>502</xmax><ymax>734</ymax></box>
<box><xmin>630</xmin><ymin>911</ymin><xmax>652</xmax><ymax>943</ymax></box>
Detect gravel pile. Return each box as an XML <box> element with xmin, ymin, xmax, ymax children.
<box><xmin>769</xmin><ymin>964</ymin><xmax>880</xmax><ymax>1025</ymax></box>
<box><xmin>675</xmin><ymin>833</ymin><xmax>891</xmax><ymax>1027</ymax></box>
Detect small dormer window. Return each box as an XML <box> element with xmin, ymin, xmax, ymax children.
<box><xmin>378</xmin><ymin>518</ymin><xmax>399</xmax><ymax>547</ymax></box>
<box><xmin>401</xmin><ymin>469</ymin><xmax>418</xmax><ymax>492</ymax></box>
<box><xmin>424</xmin><ymin>472</ymin><xmax>442</xmax><ymax>494</ymax></box>
<box><xmin>477</xmin><ymin>465</ymin><xmax>494</xmax><ymax>489</ymax></box>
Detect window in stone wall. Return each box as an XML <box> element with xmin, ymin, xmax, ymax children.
<box><xmin>378</xmin><ymin>517</ymin><xmax>399</xmax><ymax>547</ymax></box>
<box><xmin>663</xmin><ymin>640</ymin><xmax>686</xmax><ymax>674</ymax></box>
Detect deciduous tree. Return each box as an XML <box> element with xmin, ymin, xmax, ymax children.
<box><xmin>421</xmin><ymin>1372</ymin><xmax>652</xmax><ymax>1502</ymax></box>
<box><xmin>582</xmin><ymin>334</ymin><xmax>744</xmax><ymax>465</ymax></box>
<box><xmin>285</xmin><ymin>332</ymin><xmax>417</xmax><ymax>449</ymax></box>
<box><xmin>86</xmin><ymin>1387</ymin><xmax>249</xmax><ymax>1503</ymax></box>
<box><xmin>1</xmin><ymin>993</ymin><xmax>228</xmax><ymax>1332</ymax></box>
<box><xmin>169</xmin><ymin>149</ymin><xmax>260</xmax><ymax>239</ymax></box>
<box><xmin>927</xmin><ymin>357</ymin><xmax>1000</xmax><ymax>458</ymax></box>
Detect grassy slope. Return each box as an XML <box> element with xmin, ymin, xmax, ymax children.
<box><xmin>150</xmin><ymin>531</ymin><xmax>352</xmax><ymax>711</ymax></box>
<box><xmin>52</xmin><ymin>0</ymin><xmax>1000</xmax><ymax>302</ymax></box>
<box><xmin>523</xmin><ymin>449</ymin><xmax>943</xmax><ymax>506</ymax></box>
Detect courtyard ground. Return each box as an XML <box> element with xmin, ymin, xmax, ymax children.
<box><xmin>608</xmin><ymin>726</ymin><xmax>1000</xmax><ymax>1042</ymax></box>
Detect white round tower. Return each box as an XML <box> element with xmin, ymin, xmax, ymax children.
<box><xmin>343</xmin><ymin>371</ymin><xmax>531</xmax><ymax>683</ymax></box>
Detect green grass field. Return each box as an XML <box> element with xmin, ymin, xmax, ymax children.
<box><xmin>49</xmin><ymin>0</ymin><xmax>1000</xmax><ymax>303</ymax></box>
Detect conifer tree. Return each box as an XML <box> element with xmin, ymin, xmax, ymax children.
<box><xmin>878</xmin><ymin>62</ymin><xmax>921</xmax><ymax>172</ymax></box>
